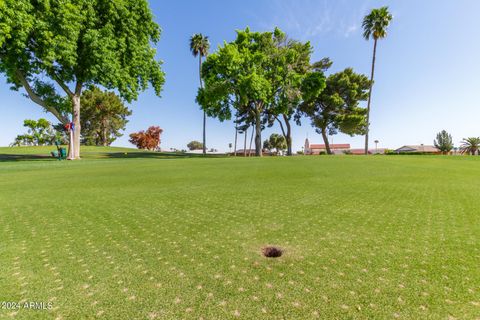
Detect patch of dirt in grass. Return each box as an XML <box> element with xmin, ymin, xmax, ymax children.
<box><xmin>262</xmin><ymin>246</ymin><xmax>283</xmax><ymax>258</ymax></box>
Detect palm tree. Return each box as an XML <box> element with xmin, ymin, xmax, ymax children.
<box><xmin>374</xmin><ymin>139</ymin><xmax>379</xmax><ymax>152</ymax></box>
<box><xmin>189</xmin><ymin>33</ymin><xmax>210</xmax><ymax>155</ymax></box>
<box><xmin>362</xmin><ymin>7</ymin><xmax>393</xmax><ymax>155</ymax></box>
<box><xmin>460</xmin><ymin>137</ymin><xmax>480</xmax><ymax>155</ymax></box>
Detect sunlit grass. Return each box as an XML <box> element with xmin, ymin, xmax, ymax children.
<box><xmin>0</xmin><ymin>153</ymin><xmax>479</xmax><ymax>319</ymax></box>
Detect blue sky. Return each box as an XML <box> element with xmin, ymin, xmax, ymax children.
<box><xmin>1</xmin><ymin>0</ymin><xmax>480</xmax><ymax>151</ymax></box>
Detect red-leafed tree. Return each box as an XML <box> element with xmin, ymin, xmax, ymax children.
<box><xmin>129</xmin><ymin>126</ymin><xmax>163</xmax><ymax>151</ymax></box>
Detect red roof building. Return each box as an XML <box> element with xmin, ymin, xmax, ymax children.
<box><xmin>304</xmin><ymin>139</ymin><xmax>351</xmax><ymax>155</ymax></box>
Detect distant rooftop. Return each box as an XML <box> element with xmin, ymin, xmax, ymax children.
<box><xmin>309</xmin><ymin>144</ymin><xmax>351</xmax><ymax>149</ymax></box>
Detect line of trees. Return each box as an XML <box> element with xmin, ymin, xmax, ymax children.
<box><xmin>195</xmin><ymin>28</ymin><xmax>372</xmax><ymax>156</ymax></box>
<box><xmin>1</xmin><ymin>2</ymin><xmax>393</xmax><ymax>157</ymax></box>
<box><xmin>263</xmin><ymin>133</ymin><xmax>287</xmax><ymax>155</ymax></box>
<box><xmin>10</xmin><ymin>119</ymin><xmax>67</xmax><ymax>147</ymax></box>
<box><xmin>11</xmin><ymin>87</ymin><xmax>133</xmax><ymax>147</ymax></box>
<box><xmin>196</xmin><ymin>7</ymin><xmax>393</xmax><ymax>156</ymax></box>
<box><xmin>434</xmin><ymin>130</ymin><xmax>480</xmax><ymax>155</ymax></box>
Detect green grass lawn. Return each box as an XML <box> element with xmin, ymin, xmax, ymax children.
<box><xmin>0</xmin><ymin>146</ymin><xmax>224</xmax><ymax>162</ymax></box>
<box><xmin>1</xmin><ymin>149</ymin><xmax>479</xmax><ymax>319</ymax></box>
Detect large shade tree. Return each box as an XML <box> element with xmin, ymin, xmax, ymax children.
<box><xmin>197</xmin><ymin>28</ymin><xmax>284</xmax><ymax>157</ymax></box>
<box><xmin>263</xmin><ymin>32</ymin><xmax>314</xmax><ymax>156</ymax></box>
<box><xmin>81</xmin><ymin>86</ymin><xmax>132</xmax><ymax>146</ymax></box>
<box><xmin>189</xmin><ymin>33</ymin><xmax>210</xmax><ymax>155</ymax></box>
<box><xmin>0</xmin><ymin>0</ymin><xmax>165</xmax><ymax>159</ymax></box>
<box><xmin>299</xmin><ymin>68</ymin><xmax>371</xmax><ymax>155</ymax></box>
<box><xmin>362</xmin><ymin>6</ymin><xmax>393</xmax><ymax>154</ymax></box>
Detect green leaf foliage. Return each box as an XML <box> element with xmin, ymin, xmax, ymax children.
<box><xmin>263</xmin><ymin>133</ymin><xmax>287</xmax><ymax>154</ymax></box>
<box><xmin>0</xmin><ymin>0</ymin><xmax>165</xmax><ymax>102</ymax></box>
<box><xmin>80</xmin><ymin>86</ymin><xmax>132</xmax><ymax>146</ymax></box>
<box><xmin>433</xmin><ymin>130</ymin><xmax>454</xmax><ymax>154</ymax></box>
<box><xmin>197</xmin><ymin>27</ymin><xmax>319</xmax><ymax>155</ymax></box>
<box><xmin>190</xmin><ymin>34</ymin><xmax>210</xmax><ymax>59</ymax></box>
<box><xmin>187</xmin><ymin>140</ymin><xmax>204</xmax><ymax>151</ymax></box>
<box><xmin>299</xmin><ymin>68</ymin><xmax>371</xmax><ymax>138</ymax></box>
<box><xmin>11</xmin><ymin>118</ymin><xmax>65</xmax><ymax>146</ymax></box>
<box><xmin>460</xmin><ymin>137</ymin><xmax>480</xmax><ymax>155</ymax></box>
<box><xmin>362</xmin><ymin>6</ymin><xmax>393</xmax><ymax>40</ymax></box>
<box><xmin>197</xmin><ymin>28</ymin><xmax>283</xmax><ymax>121</ymax></box>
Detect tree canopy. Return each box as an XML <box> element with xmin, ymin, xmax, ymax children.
<box><xmin>11</xmin><ymin>118</ymin><xmax>60</xmax><ymax>146</ymax></box>
<box><xmin>434</xmin><ymin>130</ymin><xmax>453</xmax><ymax>154</ymax></box>
<box><xmin>129</xmin><ymin>126</ymin><xmax>163</xmax><ymax>151</ymax></box>
<box><xmin>299</xmin><ymin>68</ymin><xmax>371</xmax><ymax>154</ymax></box>
<box><xmin>190</xmin><ymin>34</ymin><xmax>210</xmax><ymax>60</ymax></box>
<box><xmin>187</xmin><ymin>141</ymin><xmax>204</xmax><ymax>151</ymax></box>
<box><xmin>198</xmin><ymin>27</ymin><xmax>293</xmax><ymax>156</ymax></box>
<box><xmin>263</xmin><ymin>133</ymin><xmax>287</xmax><ymax>155</ymax></box>
<box><xmin>80</xmin><ymin>87</ymin><xmax>132</xmax><ymax>146</ymax></box>
<box><xmin>264</xmin><ymin>36</ymin><xmax>317</xmax><ymax>155</ymax></box>
<box><xmin>0</xmin><ymin>0</ymin><xmax>165</xmax><ymax>158</ymax></box>
<box><xmin>362</xmin><ymin>7</ymin><xmax>393</xmax><ymax>41</ymax></box>
<box><xmin>460</xmin><ymin>137</ymin><xmax>480</xmax><ymax>155</ymax></box>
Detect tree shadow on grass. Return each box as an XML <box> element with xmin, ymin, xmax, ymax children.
<box><xmin>101</xmin><ymin>152</ymin><xmax>227</xmax><ymax>160</ymax></box>
<box><xmin>0</xmin><ymin>154</ymin><xmax>54</xmax><ymax>162</ymax></box>
<box><xmin>0</xmin><ymin>151</ymin><xmax>228</xmax><ymax>162</ymax></box>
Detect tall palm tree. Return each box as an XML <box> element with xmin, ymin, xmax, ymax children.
<box><xmin>362</xmin><ymin>7</ymin><xmax>393</xmax><ymax>155</ymax></box>
<box><xmin>190</xmin><ymin>33</ymin><xmax>210</xmax><ymax>155</ymax></box>
<box><xmin>460</xmin><ymin>137</ymin><xmax>480</xmax><ymax>155</ymax></box>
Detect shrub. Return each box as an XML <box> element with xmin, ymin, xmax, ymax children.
<box><xmin>129</xmin><ymin>126</ymin><xmax>163</xmax><ymax>151</ymax></box>
<box><xmin>187</xmin><ymin>140</ymin><xmax>203</xmax><ymax>151</ymax></box>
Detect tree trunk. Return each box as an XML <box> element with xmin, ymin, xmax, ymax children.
<box><xmin>254</xmin><ymin>107</ymin><xmax>262</xmax><ymax>157</ymax></box>
<box><xmin>243</xmin><ymin>127</ymin><xmax>248</xmax><ymax>157</ymax></box>
<box><xmin>234</xmin><ymin>122</ymin><xmax>238</xmax><ymax>156</ymax></box>
<box><xmin>249</xmin><ymin>125</ymin><xmax>254</xmax><ymax>157</ymax></box>
<box><xmin>68</xmin><ymin>94</ymin><xmax>81</xmax><ymax>159</ymax></box>
<box><xmin>276</xmin><ymin>115</ymin><xmax>292</xmax><ymax>156</ymax></box>
<box><xmin>364</xmin><ymin>38</ymin><xmax>378</xmax><ymax>155</ymax></box>
<box><xmin>320</xmin><ymin>127</ymin><xmax>332</xmax><ymax>155</ymax></box>
<box><xmin>283</xmin><ymin>114</ymin><xmax>292</xmax><ymax>156</ymax></box>
<box><xmin>102</xmin><ymin>118</ymin><xmax>108</xmax><ymax>146</ymax></box>
<box><xmin>199</xmin><ymin>55</ymin><xmax>206</xmax><ymax>156</ymax></box>
<box><xmin>202</xmin><ymin>111</ymin><xmax>206</xmax><ymax>155</ymax></box>
<box><xmin>68</xmin><ymin>130</ymin><xmax>74</xmax><ymax>159</ymax></box>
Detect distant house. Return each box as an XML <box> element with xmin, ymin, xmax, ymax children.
<box><xmin>304</xmin><ymin>139</ymin><xmax>350</xmax><ymax>155</ymax></box>
<box><xmin>232</xmin><ymin>149</ymin><xmax>272</xmax><ymax>156</ymax></box>
<box><xmin>349</xmin><ymin>149</ymin><xmax>371</xmax><ymax>155</ymax></box>
<box><xmin>394</xmin><ymin>145</ymin><xmax>440</xmax><ymax>154</ymax></box>
<box><xmin>350</xmin><ymin>148</ymin><xmax>387</xmax><ymax>155</ymax></box>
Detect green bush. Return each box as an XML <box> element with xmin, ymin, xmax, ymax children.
<box><xmin>385</xmin><ymin>151</ymin><xmax>438</xmax><ymax>156</ymax></box>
